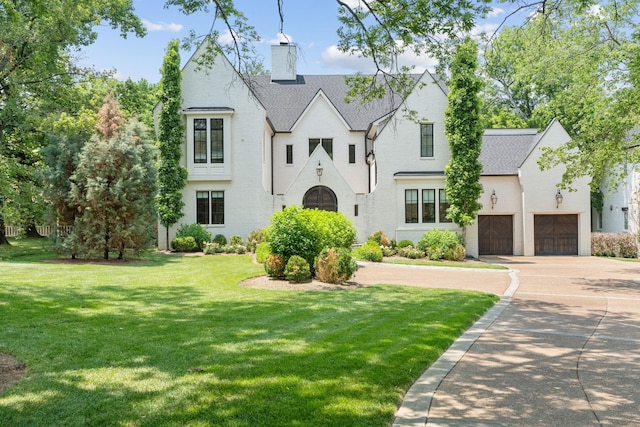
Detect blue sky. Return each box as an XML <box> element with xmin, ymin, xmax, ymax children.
<box><xmin>79</xmin><ymin>0</ymin><xmax>514</xmax><ymax>84</ymax></box>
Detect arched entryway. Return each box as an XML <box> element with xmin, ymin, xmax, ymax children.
<box><xmin>303</xmin><ymin>186</ymin><xmax>338</xmax><ymax>212</ymax></box>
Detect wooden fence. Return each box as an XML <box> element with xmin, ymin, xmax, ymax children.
<box><xmin>5</xmin><ymin>225</ymin><xmax>73</xmax><ymax>238</ymax></box>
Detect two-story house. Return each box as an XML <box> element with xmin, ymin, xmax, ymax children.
<box><xmin>157</xmin><ymin>40</ymin><xmax>591</xmax><ymax>257</ymax></box>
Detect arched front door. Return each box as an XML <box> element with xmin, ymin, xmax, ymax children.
<box><xmin>303</xmin><ymin>186</ymin><xmax>338</xmax><ymax>212</ymax></box>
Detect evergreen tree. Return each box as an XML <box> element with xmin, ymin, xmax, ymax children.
<box><xmin>156</xmin><ymin>39</ymin><xmax>188</xmax><ymax>249</ymax></box>
<box><xmin>70</xmin><ymin>94</ymin><xmax>157</xmax><ymax>259</ymax></box>
<box><xmin>444</xmin><ymin>38</ymin><xmax>484</xmax><ymax>229</ymax></box>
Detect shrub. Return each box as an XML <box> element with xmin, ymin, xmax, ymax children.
<box><xmin>398</xmin><ymin>246</ymin><xmax>424</xmax><ymax>259</ymax></box>
<box><xmin>443</xmin><ymin>244</ymin><xmax>466</xmax><ymax>261</ymax></box>
<box><xmin>390</xmin><ymin>239</ymin><xmax>397</xmax><ymax>249</ymax></box>
<box><xmin>369</xmin><ymin>230</ymin><xmax>390</xmax><ymax>247</ymax></box>
<box><xmin>285</xmin><ymin>255</ymin><xmax>311</xmax><ymax>282</ymax></box>
<box><xmin>397</xmin><ymin>239</ymin><xmax>414</xmax><ymax>249</ymax></box>
<box><xmin>229</xmin><ymin>235</ymin><xmax>244</xmax><ymax>246</ymax></box>
<box><xmin>592</xmin><ymin>233</ymin><xmax>638</xmax><ymax>258</ymax></box>
<box><xmin>212</xmin><ymin>234</ymin><xmax>227</xmax><ymax>245</ymax></box>
<box><xmin>315</xmin><ymin>247</ymin><xmax>358</xmax><ymax>284</ymax></box>
<box><xmin>353</xmin><ymin>241</ymin><xmax>383</xmax><ymax>262</ymax></box>
<box><xmin>264</xmin><ymin>253</ymin><xmax>285</xmax><ymax>278</ymax></box>
<box><xmin>267</xmin><ymin>206</ymin><xmax>356</xmax><ymax>267</ymax></box>
<box><xmin>417</xmin><ymin>229</ymin><xmax>464</xmax><ymax>261</ymax></box>
<box><xmin>203</xmin><ymin>242</ymin><xmax>224</xmax><ymax>255</ymax></box>
<box><xmin>224</xmin><ymin>244</ymin><xmax>246</xmax><ymax>254</ymax></box>
<box><xmin>171</xmin><ymin>236</ymin><xmax>199</xmax><ymax>252</ymax></box>
<box><xmin>175</xmin><ymin>223</ymin><xmax>211</xmax><ymax>249</ymax></box>
<box><xmin>382</xmin><ymin>246</ymin><xmax>397</xmax><ymax>257</ymax></box>
<box><xmin>246</xmin><ymin>229</ymin><xmax>266</xmax><ymax>252</ymax></box>
<box><xmin>255</xmin><ymin>242</ymin><xmax>270</xmax><ymax>263</ymax></box>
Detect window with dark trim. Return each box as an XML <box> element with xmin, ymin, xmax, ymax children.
<box><xmin>210</xmin><ymin>118</ymin><xmax>224</xmax><ymax>163</ymax></box>
<box><xmin>196</xmin><ymin>191</ymin><xmax>224</xmax><ymax>225</ymax></box>
<box><xmin>309</xmin><ymin>138</ymin><xmax>333</xmax><ymax>159</ymax></box>
<box><xmin>405</xmin><ymin>189</ymin><xmax>418</xmax><ymax>223</ymax></box>
<box><xmin>194</xmin><ymin>118</ymin><xmax>224</xmax><ymax>164</ymax></box>
<box><xmin>420</xmin><ymin>123</ymin><xmax>434</xmax><ymax>158</ymax></box>
<box><xmin>211</xmin><ymin>191</ymin><xmax>224</xmax><ymax>224</ymax></box>
<box><xmin>439</xmin><ymin>189</ymin><xmax>452</xmax><ymax>222</ymax></box>
<box><xmin>422</xmin><ymin>189</ymin><xmax>436</xmax><ymax>223</ymax></box>
<box><xmin>196</xmin><ymin>191</ymin><xmax>210</xmax><ymax>224</ymax></box>
<box><xmin>194</xmin><ymin>119</ymin><xmax>207</xmax><ymax>163</ymax></box>
<box><xmin>286</xmin><ymin>144</ymin><xmax>293</xmax><ymax>164</ymax></box>
<box><xmin>348</xmin><ymin>144</ymin><xmax>356</xmax><ymax>164</ymax></box>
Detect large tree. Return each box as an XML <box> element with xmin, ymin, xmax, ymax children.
<box><xmin>156</xmin><ymin>39</ymin><xmax>188</xmax><ymax>249</ymax></box>
<box><xmin>444</xmin><ymin>37</ymin><xmax>484</xmax><ymax>229</ymax></box>
<box><xmin>69</xmin><ymin>94</ymin><xmax>157</xmax><ymax>260</ymax></box>
<box><xmin>482</xmin><ymin>3</ymin><xmax>640</xmax><ymax>193</ymax></box>
<box><xmin>0</xmin><ymin>0</ymin><xmax>145</xmax><ymax>244</ymax></box>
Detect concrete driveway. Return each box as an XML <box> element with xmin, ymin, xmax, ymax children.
<box><xmin>388</xmin><ymin>256</ymin><xmax>640</xmax><ymax>426</ymax></box>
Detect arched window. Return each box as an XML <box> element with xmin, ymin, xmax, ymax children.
<box><xmin>303</xmin><ymin>186</ymin><xmax>338</xmax><ymax>212</ymax></box>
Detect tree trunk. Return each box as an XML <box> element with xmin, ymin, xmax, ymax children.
<box><xmin>24</xmin><ymin>221</ymin><xmax>44</xmax><ymax>238</ymax></box>
<box><xmin>166</xmin><ymin>226</ymin><xmax>169</xmax><ymax>251</ymax></box>
<box><xmin>104</xmin><ymin>231</ymin><xmax>110</xmax><ymax>260</ymax></box>
<box><xmin>0</xmin><ymin>199</ymin><xmax>9</xmax><ymax>245</ymax></box>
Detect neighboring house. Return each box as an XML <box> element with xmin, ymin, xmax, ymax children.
<box><xmin>156</xmin><ymin>41</ymin><xmax>591</xmax><ymax>257</ymax></box>
<box><xmin>595</xmin><ymin>163</ymin><xmax>639</xmax><ymax>236</ymax></box>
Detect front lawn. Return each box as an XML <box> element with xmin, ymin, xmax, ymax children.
<box><xmin>0</xmin><ymin>240</ymin><xmax>498</xmax><ymax>426</ymax></box>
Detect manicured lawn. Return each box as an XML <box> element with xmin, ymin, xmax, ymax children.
<box><xmin>0</xmin><ymin>239</ymin><xmax>498</xmax><ymax>426</ymax></box>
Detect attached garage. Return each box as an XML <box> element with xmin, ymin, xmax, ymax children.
<box><xmin>534</xmin><ymin>214</ymin><xmax>578</xmax><ymax>255</ymax></box>
<box><xmin>479</xmin><ymin>215</ymin><xmax>514</xmax><ymax>255</ymax></box>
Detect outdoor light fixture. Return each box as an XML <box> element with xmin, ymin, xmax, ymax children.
<box><xmin>316</xmin><ymin>161</ymin><xmax>323</xmax><ymax>180</ymax></box>
<box><xmin>490</xmin><ymin>190</ymin><xmax>498</xmax><ymax>209</ymax></box>
<box><xmin>555</xmin><ymin>188</ymin><xmax>563</xmax><ymax>208</ymax></box>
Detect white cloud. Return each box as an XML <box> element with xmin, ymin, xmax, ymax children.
<box><xmin>264</xmin><ymin>32</ymin><xmax>295</xmax><ymax>45</ymax></box>
<box><xmin>472</xmin><ymin>22</ymin><xmax>500</xmax><ymax>37</ymax></box>
<box><xmin>488</xmin><ymin>7</ymin><xmax>505</xmax><ymax>18</ymax></box>
<box><xmin>321</xmin><ymin>45</ymin><xmax>437</xmax><ymax>74</ymax></box>
<box><xmin>142</xmin><ymin>19</ymin><xmax>183</xmax><ymax>33</ymax></box>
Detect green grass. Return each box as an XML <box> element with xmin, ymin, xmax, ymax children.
<box><xmin>0</xmin><ymin>239</ymin><xmax>498</xmax><ymax>426</ymax></box>
<box><xmin>382</xmin><ymin>257</ymin><xmax>508</xmax><ymax>270</ymax></box>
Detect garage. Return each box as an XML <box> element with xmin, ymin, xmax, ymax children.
<box><xmin>478</xmin><ymin>215</ymin><xmax>513</xmax><ymax>255</ymax></box>
<box><xmin>534</xmin><ymin>214</ymin><xmax>578</xmax><ymax>255</ymax></box>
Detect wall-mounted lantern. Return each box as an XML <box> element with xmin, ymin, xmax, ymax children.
<box><xmin>555</xmin><ymin>188</ymin><xmax>563</xmax><ymax>208</ymax></box>
<box><xmin>316</xmin><ymin>161</ymin><xmax>323</xmax><ymax>180</ymax></box>
<box><xmin>490</xmin><ymin>190</ymin><xmax>498</xmax><ymax>209</ymax></box>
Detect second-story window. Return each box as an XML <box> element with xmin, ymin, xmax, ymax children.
<box><xmin>286</xmin><ymin>145</ymin><xmax>293</xmax><ymax>164</ymax></box>
<box><xmin>349</xmin><ymin>144</ymin><xmax>356</xmax><ymax>164</ymax></box>
<box><xmin>420</xmin><ymin>123</ymin><xmax>434</xmax><ymax>158</ymax></box>
<box><xmin>194</xmin><ymin>119</ymin><xmax>207</xmax><ymax>163</ymax></box>
<box><xmin>210</xmin><ymin>118</ymin><xmax>223</xmax><ymax>163</ymax></box>
<box><xmin>309</xmin><ymin>138</ymin><xmax>333</xmax><ymax>159</ymax></box>
<box><xmin>193</xmin><ymin>118</ymin><xmax>224</xmax><ymax>164</ymax></box>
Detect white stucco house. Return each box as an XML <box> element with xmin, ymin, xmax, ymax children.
<box><xmin>156</xmin><ymin>41</ymin><xmax>591</xmax><ymax>257</ymax></box>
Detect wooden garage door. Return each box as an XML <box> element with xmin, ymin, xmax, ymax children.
<box><xmin>534</xmin><ymin>214</ymin><xmax>578</xmax><ymax>255</ymax></box>
<box><xmin>479</xmin><ymin>215</ymin><xmax>513</xmax><ymax>255</ymax></box>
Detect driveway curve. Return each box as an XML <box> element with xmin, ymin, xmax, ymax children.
<box><xmin>359</xmin><ymin>257</ymin><xmax>640</xmax><ymax>427</ymax></box>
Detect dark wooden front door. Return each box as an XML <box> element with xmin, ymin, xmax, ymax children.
<box><xmin>303</xmin><ymin>186</ymin><xmax>337</xmax><ymax>212</ymax></box>
<box><xmin>534</xmin><ymin>214</ymin><xmax>578</xmax><ymax>255</ymax></box>
<box><xmin>478</xmin><ymin>215</ymin><xmax>513</xmax><ymax>255</ymax></box>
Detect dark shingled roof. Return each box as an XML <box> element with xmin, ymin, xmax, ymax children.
<box><xmin>480</xmin><ymin>129</ymin><xmax>541</xmax><ymax>175</ymax></box>
<box><xmin>250</xmin><ymin>74</ymin><xmax>435</xmax><ymax>132</ymax></box>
